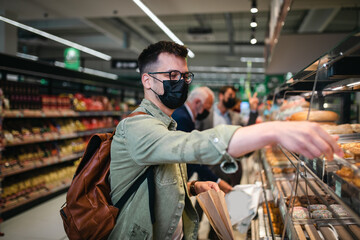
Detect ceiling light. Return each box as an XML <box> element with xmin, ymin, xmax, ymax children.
<box><xmin>347</xmin><ymin>81</ymin><xmax>360</xmax><ymax>87</ymax></box>
<box><xmin>240</xmin><ymin>57</ymin><xmax>265</xmax><ymax>62</ymax></box>
<box><xmin>250</xmin><ymin>15</ymin><xmax>257</xmax><ymax>28</ymax></box>
<box><xmin>331</xmin><ymin>86</ymin><xmax>344</xmax><ymax>91</ymax></box>
<box><xmin>16</xmin><ymin>52</ymin><xmax>39</xmax><ymax>61</ymax></box>
<box><xmin>250</xmin><ymin>35</ymin><xmax>257</xmax><ymax>45</ymax></box>
<box><xmin>54</xmin><ymin>61</ymin><xmax>118</xmax><ymax>80</ymax></box>
<box><xmin>132</xmin><ymin>0</ymin><xmax>195</xmax><ymax>58</ymax></box>
<box><xmin>250</xmin><ymin>0</ymin><xmax>258</xmax><ymax>13</ymax></box>
<box><xmin>0</xmin><ymin>15</ymin><xmax>111</xmax><ymax>61</ymax></box>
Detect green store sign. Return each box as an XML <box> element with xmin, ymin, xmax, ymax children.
<box><xmin>64</xmin><ymin>48</ymin><xmax>80</xmax><ymax>70</ymax></box>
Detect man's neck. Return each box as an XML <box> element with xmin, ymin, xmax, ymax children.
<box><xmin>144</xmin><ymin>94</ymin><xmax>174</xmax><ymax>116</ymax></box>
<box><xmin>217</xmin><ymin>102</ymin><xmax>228</xmax><ymax>115</ymax></box>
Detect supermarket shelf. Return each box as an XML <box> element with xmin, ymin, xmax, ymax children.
<box><xmin>0</xmin><ymin>152</ymin><xmax>83</xmax><ymax>178</ymax></box>
<box><xmin>3</xmin><ymin>109</ymin><xmax>125</xmax><ymax>118</ymax></box>
<box><xmin>0</xmin><ymin>183</ymin><xmax>70</xmax><ymax>219</ymax></box>
<box><xmin>4</xmin><ymin>127</ymin><xmax>116</xmax><ymax>147</ymax></box>
<box><xmin>262</xmin><ymin>147</ymin><xmax>360</xmax><ymax>239</ymax></box>
<box><xmin>260</xmin><ymin>150</ymin><xmax>299</xmax><ymax>239</ymax></box>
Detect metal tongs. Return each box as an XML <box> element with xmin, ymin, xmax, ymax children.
<box><xmin>333</xmin><ymin>153</ymin><xmax>360</xmax><ymax>177</ymax></box>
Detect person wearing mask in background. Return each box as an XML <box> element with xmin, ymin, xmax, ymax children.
<box><xmin>172</xmin><ymin>87</ymin><xmax>233</xmax><ymax>236</ymax></box>
<box><xmin>196</xmin><ymin>86</ymin><xmax>260</xmax><ymax>187</ymax></box>
<box><xmin>172</xmin><ymin>86</ymin><xmax>232</xmax><ymax>193</ymax></box>
<box><xmin>109</xmin><ymin>41</ymin><xmax>343</xmax><ymax>239</ymax></box>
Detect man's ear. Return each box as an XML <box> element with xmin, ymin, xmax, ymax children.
<box><xmin>142</xmin><ymin>73</ymin><xmax>151</xmax><ymax>89</ymax></box>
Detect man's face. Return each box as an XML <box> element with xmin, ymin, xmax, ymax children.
<box><xmin>149</xmin><ymin>52</ymin><xmax>189</xmax><ymax>95</ymax></box>
<box><xmin>203</xmin><ymin>94</ymin><xmax>213</xmax><ymax>112</ymax></box>
<box><xmin>220</xmin><ymin>88</ymin><xmax>236</xmax><ymax>103</ymax></box>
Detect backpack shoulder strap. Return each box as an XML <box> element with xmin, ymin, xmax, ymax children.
<box><xmin>114</xmin><ymin>165</ymin><xmax>155</xmax><ymax>224</ymax></box>
<box><xmin>127</xmin><ymin>111</ymin><xmax>147</xmax><ymax>118</ymax></box>
<box><xmin>113</xmin><ymin>110</ymin><xmax>156</xmax><ymax>224</ymax></box>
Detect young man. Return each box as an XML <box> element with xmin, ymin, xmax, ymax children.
<box><xmin>109</xmin><ymin>41</ymin><xmax>342</xmax><ymax>239</ymax></box>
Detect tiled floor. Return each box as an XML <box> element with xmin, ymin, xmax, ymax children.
<box><xmin>1</xmin><ymin>193</ymin><xmax>69</xmax><ymax>240</ymax></box>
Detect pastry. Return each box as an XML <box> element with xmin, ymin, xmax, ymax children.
<box><xmin>351</xmin><ymin>124</ymin><xmax>360</xmax><ymax>133</ymax></box>
<box><xmin>272</xmin><ymin>167</ymin><xmax>282</xmax><ymax>174</ymax></box>
<box><xmin>312</xmin><ymin>210</ymin><xmax>333</xmax><ymax>219</ymax></box>
<box><xmin>291</xmin><ymin>207</ymin><xmax>310</xmax><ymax>220</ymax></box>
<box><xmin>329</xmin><ymin>204</ymin><xmax>350</xmax><ymax>217</ymax></box>
<box><xmin>336</xmin><ymin>166</ymin><xmax>354</xmax><ymax>178</ymax></box>
<box><xmin>352</xmin><ymin>177</ymin><xmax>360</xmax><ymax>188</ymax></box>
<box><xmin>309</xmin><ymin>204</ymin><xmax>327</xmax><ymax>212</ymax></box>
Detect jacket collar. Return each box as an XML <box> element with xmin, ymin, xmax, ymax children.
<box><xmin>139</xmin><ymin>99</ymin><xmax>177</xmax><ymax>130</ymax></box>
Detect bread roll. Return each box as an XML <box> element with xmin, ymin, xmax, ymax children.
<box><xmin>289</xmin><ymin>111</ymin><xmax>339</xmax><ymax>122</ymax></box>
<box><xmin>321</xmin><ymin>124</ymin><xmax>354</xmax><ymax>134</ymax></box>
<box><xmin>351</xmin><ymin>124</ymin><xmax>360</xmax><ymax>133</ymax></box>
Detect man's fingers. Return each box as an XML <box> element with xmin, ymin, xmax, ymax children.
<box><xmin>314</xmin><ymin>126</ymin><xmax>343</xmax><ymax>158</ymax></box>
<box><xmin>253</xmin><ymin>92</ymin><xmax>258</xmax><ymax>98</ymax></box>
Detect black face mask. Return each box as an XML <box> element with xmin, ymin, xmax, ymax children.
<box><xmin>196</xmin><ymin>109</ymin><xmax>209</xmax><ymax>120</ymax></box>
<box><xmin>151</xmin><ymin>79</ymin><xmax>189</xmax><ymax>109</ymax></box>
<box><xmin>223</xmin><ymin>97</ymin><xmax>236</xmax><ymax>109</ymax></box>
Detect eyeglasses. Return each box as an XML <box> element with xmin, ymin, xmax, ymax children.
<box><xmin>148</xmin><ymin>70</ymin><xmax>194</xmax><ymax>84</ymax></box>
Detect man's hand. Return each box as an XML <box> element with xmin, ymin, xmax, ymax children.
<box><xmin>273</xmin><ymin>121</ymin><xmax>343</xmax><ymax>161</ymax></box>
<box><xmin>192</xmin><ymin>181</ymin><xmax>223</xmax><ymax>196</ymax></box>
<box><xmin>218</xmin><ymin>179</ymin><xmax>233</xmax><ymax>194</ymax></box>
<box><xmin>248</xmin><ymin>92</ymin><xmax>259</xmax><ymax>111</ymax></box>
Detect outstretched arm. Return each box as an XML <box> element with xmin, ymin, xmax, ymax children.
<box><xmin>227</xmin><ymin>121</ymin><xmax>343</xmax><ymax>161</ymax></box>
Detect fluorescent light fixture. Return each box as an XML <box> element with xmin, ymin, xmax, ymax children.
<box><xmin>0</xmin><ymin>15</ymin><xmax>111</xmax><ymax>61</ymax></box>
<box><xmin>331</xmin><ymin>86</ymin><xmax>343</xmax><ymax>90</ymax></box>
<box><xmin>133</xmin><ymin>0</ymin><xmax>195</xmax><ymax>58</ymax></box>
<box><xmin>190</xmin><ymin>66</ymin><xmax>264</xmax><ymax>73</ymax></box>
<box><xmin>347</xmin><ymin>81</ymin><xmax>360</xmax><ymax>87</ymax></box>
<box><xmin>81</xmin><ymin>67</ymin><xmax>118</xmax><ymax>80</ymax></box>
<box><xmin>240</xmin><ymin>57</ymin><xmax>265</xmax><ymax>62</ymax></box>
<box><xmin>16</xmin><ymin>52</ymin><xmax>39</xmax><ymax>61</ymax></box>
<box><xmin>303</xmin><ymin>91</ymin><xmax>317</xmax><ymax>97</ymax></box>
<box><xmin>54</xmin><ymin>61</ymin><xmax>118</xmax><ymax>80</ymax></box>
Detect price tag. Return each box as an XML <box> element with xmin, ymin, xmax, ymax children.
<box><xmin>335</xmin><ymin>180</ymin><xmax>341</xmax><ymax>197</ymax></box>
<box><xmin>274</xmin><ymin>188</ymin><xmax>279</xmax><ymax>204</ymax></box>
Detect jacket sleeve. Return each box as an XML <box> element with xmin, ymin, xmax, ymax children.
<box><xmin>187</xmin><ymin>164</ymin><xmax>218</xmax><ymax>182</ymax></box>
<box><xmin>247</xmin><ymin>111</ymin><xmax>258</xmax><ymax>126</ymax></box>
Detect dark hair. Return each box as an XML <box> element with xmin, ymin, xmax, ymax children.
<box><xmin>219</xmin><ymin>86</ymin><xmax>236</xmax><ymax>95</ymax></box>
<box><xmin>138</xmin><ymin>41</ymin><xmax>188</xmax><ymax>76</ymax></box>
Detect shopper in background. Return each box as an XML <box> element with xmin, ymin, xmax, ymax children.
<box><xmin>196</xmin><ymin>86</ymin><xmax>259</xmax><ymax>131</ymax></box>
<box><xmin>172</xmin><ymin>86</ymin><xmax>232</xmax><ymax>194</ymax></box>
<box><xmin>109</xmin><ymin>41</ymin><xmax>343</xmax><ymax>239</ymax></box>
<box><xmin>172</xmin><ymin>86</ymin><xmax>233</xmax><ymax>237</ymax></box>
<box><xmin>196</xmin><ymin>86</ymin><xmax>259</xmax><ymax>187</ymax></box>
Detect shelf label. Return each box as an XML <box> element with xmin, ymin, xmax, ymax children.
<box><xmin>274</xmin><ymin>188</ymin><xmax>279</xmax><ymax>204</ymax></box>
<box><xmin>335</xmin><ymin>180</ymin><xmax>341</xmax><ymax>197</ymax></box>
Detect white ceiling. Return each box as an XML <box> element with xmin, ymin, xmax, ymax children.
<box><xmin>1</xmin><ymin>0</ymin><xmax>359</xmax><ymax>89</ymax></box>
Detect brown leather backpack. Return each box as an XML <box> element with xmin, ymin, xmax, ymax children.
<box><xmin>60</xmin><ymin>112</ymin><xmax>155</xmax><ymax>240</ymax></box>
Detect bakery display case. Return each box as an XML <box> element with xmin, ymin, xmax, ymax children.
<box><xmin>259</xmin><ymin>30</ymin><xmax>360</xmax><ymax>239</ymax></box>
<box><xmin>0</xmin><ymin>53</ymin><xmax>142</xmax><ymax>219</ymax></box>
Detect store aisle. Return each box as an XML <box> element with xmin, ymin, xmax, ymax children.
<box><xmin>1</xmin><ymin>193</ymin><xmax>68</xmax><ymax>240</ymax></box>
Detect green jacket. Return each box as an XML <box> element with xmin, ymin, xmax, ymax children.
<box><xmin>109</xmin><ymin>99</ymin><xmax>240</xmax><ymax>240</ymax></box>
